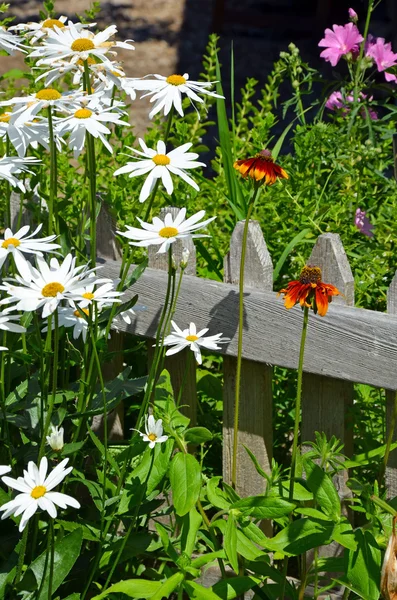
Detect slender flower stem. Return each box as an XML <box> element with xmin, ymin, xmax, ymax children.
<box><xmin>379</xmin><ymin>390</ymin><xmax>397</xmax><ymax>486</ymax></box>
<box><xmin>289</xmin><ymin>305</ymin><xmax>309</xmax><ymax>501</ymax></box>
<box><xmin>142</xmin><ymin>107</ymin><xmax>174</xmax><ymax>223</ymax></box>
<box><xmin>39</xmin><ymin>312</ymin><xmax>59</xmax><ymax>461</ymax></box>
<box><xmin>231</xmin><ymin>187</ymin><xmax>258</xmax><ymax>489</ymax></box>
<box><xmin>15</xmin><ymin>524</ymin><xmax>29</xmax><ymax>585</ymax></box>
<box><xmin>47</xmin><ymin>105</ymin><xmax>58</xmax><ymax>236</ymax></box>
<box><xmin>48</xmin><ymin>520</ymin><xmax>55</xmax><ymax>600</ymax></box>
<box><xmin>353</xmin><ymin>0</ymin><xmax>373</xmax><ymax>101</ymax></box>
<box><xmin>83</xmin><ymin>60</ymin><xmax>97</xmax><ymax>266</ymax></box>
<box><xmin>0</xmin><ymin>332</ymin><xmax>12</xmax><ymax>464</ymax></box>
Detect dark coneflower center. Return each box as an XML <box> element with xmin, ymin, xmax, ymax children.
<box><xmin>299</xmin><ymin>266</ymin><xmax>322</xmax><ymax>285</ymax></box>
<box><xmin>257</xmin><ymin>149</ymin><xmax>273</xmax><ymax>161</ymax></box>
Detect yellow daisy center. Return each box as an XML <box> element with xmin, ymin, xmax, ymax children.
<box><xmin>42</xmin><ymin>282</ymin><xmax>65</xmax><ymax>297</ymax></box>
<box><xmin>299</xmin><ymin>266</ymin><xmax>322</xmax><ymax>285</ymax></box>
<box><xmin>186</xmin><ymin>334</ymin><xmax>198</xmax><ymax>342</ymax></box>
<box><xmin>0</xmin><ymin>113</ymin><xmax>11</xmax><ymax>122</ymax></box>
<box><xmin>73</xmin><ymin>308</ymin><xmax>89</xmax><ymax>318</ymax></box>
<box><xmin>166</xmin><ymin>74</ymin><xmax>186</xmax><ymax>86</ymax></box>
<box><xmin>36</xmin><ymin>89</ymin><xmax>62</xmax><ymax>101</ymax></box>
<box><xmin>2</xmin><ymin>237</ymin><xmax>20</xmax><ymax>249</ymax></box>
<box><xmin>82</xmin><ymin>292</ymin><xmax>95</xmax><ymax>300</ymax></box>
<box><xmin>152</xmin><ymin>154</ymin><xmax>170</xmax><ymax>166</ymax></box>
<box><xmin>148</xmin><ymin>433</ymin><xmax>157</xmax><ymax>442</ymax></box>
<box><xmin>31</xmin><ymin>485</ymin><xmax>46</xmax><ymax>499</ymax></box>
<box><xmin>42</xmin><ymin>18</ymin><xmax>65</xmax><ymax>29</ymax></box>
<box><xmin>71</xmin><ymin>38</ymin><xmax>95</xmax><ymax>52</ymax></box>
<box><xmin>158</xmin><ymin>226</ymin><xmax>178</xmax><ymax>238</ymax></box>
<box><xmin>74</xmin><ymin>108</ymin><xmax>92</xmax><ymax>119</ymax></box>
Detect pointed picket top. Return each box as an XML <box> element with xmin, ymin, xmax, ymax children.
<box><xmin>96</xmin><ymin>199</ymin><xmax>122</xmax><ymax>261</ymax></box>
<box><xmin>387</xmin><ymin>270</ymin><xmax>397</xmax><ymax>314</ymax></box>
<box><xmin>224</xmin><ymin>219</ymin><xmax>273</xmax><ymax>290</ymax></box>
<box><xmin>148</xmin><ymin>206</ymin><xmax>197</xmax><ymax>276</ymax></box>
<box><xmin>308</xmin><ymin>233</ymin><xmax>354</xmax><ymax>306</ymax></box>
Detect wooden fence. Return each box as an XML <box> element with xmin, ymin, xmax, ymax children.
<box><xmin>97</xmin><ymin>206</ymin><xmax>397</xmax><ymax>501</ymax></box>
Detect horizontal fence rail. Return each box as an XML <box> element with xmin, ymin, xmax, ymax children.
<box><xmin>101</xmin><ymin>259</ymin><xmax>397</xmax><ymax>390</ymax></box>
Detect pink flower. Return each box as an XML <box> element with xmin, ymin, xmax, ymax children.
<box><xmin>348</xmin><ymin>8</ymin><xmax>358</xmax><ymax>22</ymax></box>
<box><xmin>355</xmin><ymin>208</ymin><xmax>374</xmax><ymax>237</ymax></box>
<box><xmin>366</xmin><ymin>37</ymin><xmax>397</xmax><ymax>82</ymax></box>
<box><xmin>319</xmin><ymin>23</ymin><xmax>364</xmax><ymax>66</ymax></box>
<box><xmin>326</xmin><ymin>91</ymin><xmax>378</xmax><ymax>119</ymax></box>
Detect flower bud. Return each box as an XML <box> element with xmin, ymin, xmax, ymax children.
<box><xmin>171</xmin><ymin>255</ymin><xmax>177</xmax><ymax>272</ymax></box>
<box><xmin>46</xmin><ymin>424</ymin><xmax>64</xmax><ymax>452</ymax></box>
<box><xmin>381</xmin><ymin>516</ymin><xmax>397</xmax><ymax>600</ymax></box>
<box><xmin>180</xmin><ymin>248</ymin><xmax>190</xmax><ymax>269</ymax></box>
<box><xmin>348</xmin><ymin>8</ymin><xmax>358</xmax><ymax>22</ymax></box>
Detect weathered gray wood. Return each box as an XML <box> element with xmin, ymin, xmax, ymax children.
<box><xmin>101</xmin><ymin>259</ymin><xmax>397</xmax><ymax>390</ymax></box>
<box><xmin>223</xmin><ymin>220</ymin><xmax>273</xmax><ymax>501</ymax></box>
<box><xmin>302</xmin><ymin>233</ymin><xmax>354</xmax><ymax>565</ymax></box>
<box><xmin>386</xmin><ymin>270</ymin><xmax>397</xmax><ymax>496</ymax></box>
<box><xmin>148</xmin><ymin>207</ymin><xmax>197</xmax><ymax>424</ymax></box>
<box><xmin>92</xmin><ymin>202</ymin><xmax>124</xmax><ymax>439</ymax></box>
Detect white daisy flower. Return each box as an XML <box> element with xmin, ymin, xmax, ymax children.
<box><xmin>0</xmin><ymin>156</ymin><xmax>41</xmax><ymax>192</ymax></box>
<box><xmin>163</xmin><ymin>321</ymin><xmax>229</xmax><ymax>365</ymax></box>
<box><xmin>132</xmin><ymin>73</ymin><xmax>223</xmax><ymax>119</ymax></box>
<box><xmin>9</xmin><ymin>16</ymin><xmax>92</xmax><ymax>44</ymax></box>
<box><xmin>55</xmin><ymin>100</ymin><xmax>127</xmax><ymax>158</ymax></box>
<box><xmin>0</xmin><ymin>457</ymin><xmax>80</xmax><ymax>531</ymax></box>
<box><xmin>71</xmin><ymin>281</ymin><xmax>122</xmax><ymax>309</ymax></box>
<box><xmin>117</xmin><ymin>207</ymin><xmax>215</xmax><ymax>254</ymax></box>
<box><xmin>114</xmin><ymin>138</ymin><xmax>205</xmax><ymax>203</ymax></box>
<box><xmin>0</xmin><ymin>27</ymin><xmax>26</xmax><ymax>54</ymax></box>
<box><xmin>46</xmin><ymin>424</ymin><xmax>64</xmax><ymax>452</ymax></box>
<box><xmin>0</xmin><ymin>112</ymin><xmax>50</xmax><ymax>158</ymax></box>
<box><xmin>30</xmin><ymin>22</ymin><xmax>134</xmax><ymax>66</ymax></box>
<box><xmin>0</xmin><ymin>254</ymin><xmax>97</xmax><ymax>318</ymax></box>
<box><xmin>0</xmin><ymin>465</ymin><xmax>11</xmax><ymax>477</ymax></box>
<box><xmin>0</xmin><ymin>88</ymin><xmax>84</xmax><ymax>126</ymax></box>
<box><xmin>0</xmin><ymin>312</ymin><xmax>26</xmax><ymax>334</ymax></box>
<box><xmin>137</xmin><ymin>415</ymin><xmax>168</xmax><ymax>449</ymax></box>
<box><xmin>0</xmin><ymin>224</ymin><xmax>60</xmax><ymax>280</ymax></box>
<box><xmin>44</xmin><ymin>306</ymin><xmax>90</xmax><ymax>342</ymax></box>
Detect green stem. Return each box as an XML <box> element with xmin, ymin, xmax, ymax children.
<box><xmin>47</xmin><ymin>105</ymin><xmax>58</xmax><ymax>236</ymax></box>
<box><xmin>353</xmin><ymin>0</ymin><xmax>373</xmax><ymax>101</ymax></box>
<box><xmin>15</xmin><ymin>524</ymin><xmax>29</xmax><ymax>585</ymax></box>
<box><xmin>48</xmin><ymin>520</ymin><xmax>55</xmax><ymax>600</ymax></box>
<box><xmin>0</xmin><ymin>332</ymin><xmax>12</xmax><ymax>464</ymax></box>
<box><xmin>83</xmin><ymin>60</ymin><xmax>97</xmax><ymax>266</ymax></box>
<box><xmin>231</xmin><ymin>189</ymin><xmax>258</xmax><ymax>489</ymax></box>
<box><xmin>289</xmin><ymin>305</ymin><xmax>309</xmax><ymax>501</ymax></box>
<box><xmin>379</xmin><ymin>390</ymin><xmax>397</xmax><ymax>486</ymax></box>
<box><xmin>38</xmin><ymin>312</ymin><xmax>59</xmax><ymax>461</ymax></box>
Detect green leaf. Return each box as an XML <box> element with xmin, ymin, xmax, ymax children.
<box><xmin>266</xmin><ymin>518</ymin><xmax>334</xmax><ymax>555</ymax></box>
<box><xmin>342</xmin><ymin>529</ymin><xmax>381</xmax><ymax>600</ymax></box>
<box><xmin>243</xmin><ymin>446</ymin><xmax>271</xmax><ymax>483</ymax></box>
<box><xmin>191</xmin><ymin>550</ymin><xmax>226</xmax><ymax>568</ymax></box>
<box><xmin>344</xmin><ymin>441</ymin><xmax>397</xmax><ymax>468</ymax></box>
<box><xmin>332</xmin><ymin>519</ymin><xmax>357</xmax><ymax>551</ymax></box>
<box><xmin>212</xmin><ymin>576</ymin><xmax>260</xmax><ymax>599</ymax></box>
<box><xmin>207</xmin><ymin>477</ymin><xmax>230</xmax><ymax>510</ymax></box>
<box><xmin>215</xmin><ymin>54</ymin><xmax>246</xmax><ymax>220</ymax></box>
<box><xmin>28</xmin><ymin>528</ymin><xmax>83</xmax><ymax>600</ymax></box>
<box><xmin>88</xmin><ymin>428</ymin><xmax>120</xmax><ymax>476</ymax></box>
<box><xmin>225</xmin><ymin>513</ymin><xmax>239</xmax><ymax>574</ymax></box>
<box><xmin>184</xmin><ymin>581</ymin><xmax>221</xmax><ymax>600</ymax></box>
<box><xmin>124</xmin><ymin>258</ymin><xmax>148</xmax><ymax>288</ymax></box>
<box><xmin>181</xmin><ymin>507</ymin><xmax>202</xmax><ymax>558</ymax></box>
<box><xmin>1</xmin><ymin>68</ymin><xmax>27</xmax><ymax>79</ymax></box>
<box><xmin>273</xmin><ymin>228</ymin><xmax>311</xmax><ymax>282</ymax></box>
<box><xmin>150</xmin><ymin>572</ymin><xmax>184</xmax><ymax>600</ymax></box>
<box><xmin>232</xmin><ymin>495</ymin><xmax>295</xmax><ymax>519</ymax></box>
<box><xmin>304</xmin><ymin>458</ymin><xmax>340</xmax><ymax>520</ymax></box>
<box><xmin>185</xmin><ymin>427</ymin><xmax>213</xmax><ymax>444</ymax></box>
<box><xmin>91</xmin><ymin>579</ymin><xmax>162</xmax><ymax>599</ymax></box>
<box><xmin>169</xmin><ymin>452</ymin><xmax>201</xmax><ymax>516</ymax></box>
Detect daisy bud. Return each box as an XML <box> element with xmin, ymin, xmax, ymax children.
<box><xmin>180</xmin><ymin>248</ymin><xmax>190</xmax><ymax>270</ymax></box>
<box><xmin>348</xmin><ymin>8</ymin><xmax>358</xmax><ymax>22</ymax></box>
<box><xmin>381</xmin><ymin>516</ymin><xmax>397</xmax><ymax>600</ymax></box>
<box><xmin>46</xmin><ymin>424</ymin><xmax>64</xmax><ymax>452</ymax></box>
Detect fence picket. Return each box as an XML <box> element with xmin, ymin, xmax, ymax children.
<box><xmin>386</xmin><ymin>270</ymin><xmax>397</xmax><ymax>497</ymax></box>
<box><xmin>148</xmin><ymin>207</ymin><xmax>197</xmax><ymax>424</ymax></box>
<box><xmin>223</xmin><ymin>219</ymin><xmax>273</xmax><ymax>499</ymax></box>
<box><xmin>92</xmin><ymin>201</ymin><xmax>124</xmax><ymax>439</ymax></box>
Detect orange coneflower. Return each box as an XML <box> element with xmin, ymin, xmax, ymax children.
<box><xmin>279</xmin><ymin>265</ymin><xmax>340</xmax><ymax>317</ymax></box>
<box><xmin>234</xmin><ymin>149</ymin><xmax>288</xmax><ymax>184</ymax></box>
